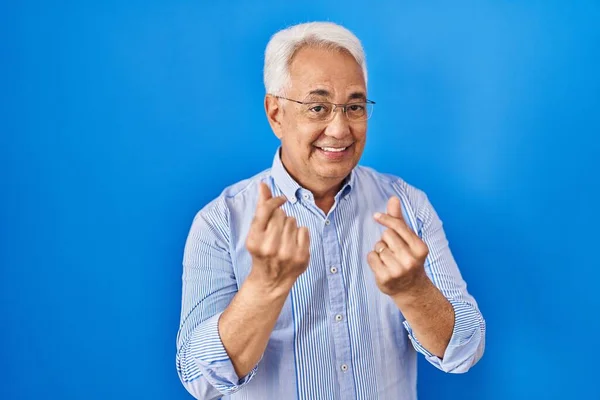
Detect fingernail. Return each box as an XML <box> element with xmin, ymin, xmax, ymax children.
<box><xmin>374</xmin><ymin>212</ymin><xmax>382</xmax><ymax>219</ymax></box>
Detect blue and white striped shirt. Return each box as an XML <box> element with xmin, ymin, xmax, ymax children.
<box><xmin>176</xmin><ymin>148</ymin><xmax>485</xmax><ymax>400</ymax></box>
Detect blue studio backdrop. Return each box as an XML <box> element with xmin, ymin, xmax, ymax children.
<box><xmin>2</xmin><ymin>1</ymin><xmax>599</xmax><ymax>399</ymax></box>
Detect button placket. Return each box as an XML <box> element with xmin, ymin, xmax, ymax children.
<box><xmin>321</xmin><ymin>215</ymin><xmax>355</xmax><ymax>396</ymax></box>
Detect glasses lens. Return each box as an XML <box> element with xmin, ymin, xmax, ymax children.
<box><xmin>302</xmin><ymin>103</ymin><xmax>332</xmax><ymax>121</ymax></box>
<box><xmin>300</xmin><ymin>101</ymin><xmax>374</xmax><ymax>121</ymax></box>
<box><xmin>346</xmin><ymin>103</ymin><xmax>370</xmax><ymax>120</ymax></box>
<box><xmin>364</xmin><ymin>103</ymin><xmax>374</xmax><ymax>120</ymax></box>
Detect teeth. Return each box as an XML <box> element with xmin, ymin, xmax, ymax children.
<box><xmin>320</xmin><ymin>147</ymin><xmax>347</xmax><ymax>152</ymax></box>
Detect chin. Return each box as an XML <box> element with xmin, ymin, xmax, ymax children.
<box><xmin>316</xmin><ymin>164</ymin><xmax>354</xmax><ymax>180</ymax></box>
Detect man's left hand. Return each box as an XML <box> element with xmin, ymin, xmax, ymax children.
<box><xmin>367</xmin><ymin>196</ymin><xmax>430</xmax><ymax>298</ymax></box>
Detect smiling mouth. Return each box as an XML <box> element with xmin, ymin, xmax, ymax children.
<box><xmin>314</xmin><ymin>144</ymin><xmax>353</xmax><ymax>152</ymax></box>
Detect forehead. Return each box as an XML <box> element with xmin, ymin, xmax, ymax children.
<box><xmin>287</xmin><ymin>46</ymin><xmax>366</xmax><ymax>97</ymax></box>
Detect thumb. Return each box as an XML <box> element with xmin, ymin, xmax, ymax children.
<box><xmin>387</xmin><ymin>196</ymin><xmax>403</xmax><ymax>219</ymax></box>
<box><xmin>258</xmin><ymin>182</ymin><xmax>273</xmax><ymax>205</ymax></box>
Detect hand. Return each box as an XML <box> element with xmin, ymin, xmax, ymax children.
<box><xmin>367</xmin><ymin>196</ymin><xmax>430</xmax><ymax>297</ymax></box>
<box><xmin>246</xmin><ymin>182</ymin><xmax>310</xmax><ymax>293</ymax></box>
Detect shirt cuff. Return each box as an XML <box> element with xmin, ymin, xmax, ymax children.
<box><xmin>181</xmin><ymin>312</ymin><xmax>258</xmax><ymax>395</ymax></box>
<box><xmin>403</xmin><ymin>300</ymin><xmax>484</xmax><ymax>373</ymax></box>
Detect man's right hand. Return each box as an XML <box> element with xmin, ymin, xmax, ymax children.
<box><xmin>245</xmin><ymin>182</ymin><xmax>310</xmax><ymax>294</ymax></box>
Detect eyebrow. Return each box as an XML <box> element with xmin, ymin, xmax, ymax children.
<box><xmin>348</xmin><ymin>91</ymin><xmax>367</xmax><ymax>101</ymax></box>
<box><xmin>306</xmin><ymin>89</ymin><xmax>331</xmax><ymax>98</ymax></box>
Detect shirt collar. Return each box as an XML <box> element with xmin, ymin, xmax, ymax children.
<box><xmin>271</xmin><ymin>146</ymin><xmax>355</xmax><ymax>204</ymax></box>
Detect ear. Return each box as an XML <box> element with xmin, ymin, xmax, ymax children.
<box><xmin>265</xmin><ymin>94</ymin><xmax>284</xmax><ymax>139</ymax></box>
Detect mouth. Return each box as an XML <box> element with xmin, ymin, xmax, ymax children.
<box><xmin>313</xmin><ymin>143</ymin><xmax>354</xmax><ymax>160</ymax></box>
<box><xmin>319</xmin><ymin>146</ymin><xmax>348</xmax><ymax>152</ymax></box>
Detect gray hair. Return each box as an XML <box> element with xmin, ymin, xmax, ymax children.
<box><xmin>263</xmin><ymin>22</ymin><xmax>368</xmax><ymax>96</ymax></box>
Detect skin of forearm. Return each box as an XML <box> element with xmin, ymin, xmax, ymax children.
<box><xmin>392</xmin><ymin>277</ymin><xmax>455</xmax><ymax>358</ymax></box>
<box><xmin>218</xmin><ymin>273</ymin><xmax>292</xmax><ymax>378</ymax></box>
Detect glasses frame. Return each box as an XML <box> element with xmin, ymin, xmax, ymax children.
<box><xmin>272</xmin><ymin>95</ymin><xmax>376</xmax><ymax>122</ymax></box>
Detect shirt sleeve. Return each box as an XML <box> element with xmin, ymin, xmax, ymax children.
<box><xmin>176</xmin><ymin>199</ymin><xmax>258</xmax><ymax>399</ymax></box>
<box><xmin>401</xmin><ymin>190</ymin><xmax>486</xmax><ymax>373</ymax></box>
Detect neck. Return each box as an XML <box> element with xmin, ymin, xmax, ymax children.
<box><xmin>295</xmin><ymin>183</ymin><xmax>340</xmax><ymax>215</ymax></box>
<box><xmin>311</xmin><ymin>183</ymin><xmax>342</xmax><ymax>199</ymax></box>
<box><xmin>282</xmin><ymin>166</ymin><xmax>346</xmax><ymax>216</ymax></box>
<box><xmin>310</xmin><ymin>181</ymin><xmax>343</xmax><ymax>215</ymax></box>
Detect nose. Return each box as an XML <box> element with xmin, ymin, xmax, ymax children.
<box><xmin>324</xmin><ymin>108</ymin><xmax>351</xmax><ymax>139</ymax></box>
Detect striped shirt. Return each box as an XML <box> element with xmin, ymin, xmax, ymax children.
<box><xmin>176</xmin><ymin>148</ymin><xmax>485</xmax><ymax>400</ymax></box>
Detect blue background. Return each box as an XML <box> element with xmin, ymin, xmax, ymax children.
<box><xmin>2</xmin><ymin>1</ymin><xmax>599</xmax><ymax>399</ymax></box>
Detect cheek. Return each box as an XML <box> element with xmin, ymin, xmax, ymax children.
<box><xmin>355</xmin><ymin>124</ymin><xmax>368</xmax><ymax>140</ymax></box>
<box><xmin>295</xmin><ymin>125</ymin><xmax>323</xmax><ymax>146</ymax></box>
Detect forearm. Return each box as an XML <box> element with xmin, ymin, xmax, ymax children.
<box><xmin>218</xmin><ymin>273</ymin><xmax>291</xmax><ymax>377</ymax></box>
<box><xmin>392</xmin><ymin>276</ymin><xmax>455</xmax><ymax>358</ymax></box>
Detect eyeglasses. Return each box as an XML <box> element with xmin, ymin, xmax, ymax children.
<box><xmin>273</xmin><ymin>95</ymin><xmax>376</xmax><ymax>122</ymax></box>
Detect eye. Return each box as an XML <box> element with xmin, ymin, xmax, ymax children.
<box><xmin>308</xmin><ymin>103</ymin><xmax>330</xmax><ymax>114</ymax></box>
<box><xmin>348</xmin><ymin>104</ymin><xmax>365</xmax><ymax>112</ymax></box>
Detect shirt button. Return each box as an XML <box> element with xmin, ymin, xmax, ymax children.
<box><xmin>325</xmin><ymin>219</ymin><xmax>330</xmax><ymax>225</ymax></box>
<box><xmin>290</xmin><ymin>196</ymin><xmax>296</xmax><ymax>202</ymax></box>
<box><xmin>341</xmin><ymin>364</ymin><xmax>348</xmax><ymax>372</ymax></box>
<box><xmin>335</xmin><ymin>314</ymin><xmax>343</xmax><ymax>322</ymax></box>
<box><xmin>303</xmin><ymin>193</ymin><xmax>310</xmax><ymax>200</ymax></box>
<box><xmin>330</xmin><ymin>266</ymin><xmax>338</xmax><ymax>274</ymax></box>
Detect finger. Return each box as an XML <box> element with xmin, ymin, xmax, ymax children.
<box><xmin>367</xmin><ymin>250</ymin><xmax>389</xmax><ymax>278</ymax></box>
<box><xmin>387</xmin><ymin>196</ymin><xmax>403</xmax><ymax>219</ymax></box>
<box><xmin>266</xmin><ymin>207</ymin><xmax>287</xmax><ymax>236</ymax></box>
<box><xmin>297</xmin><ymin>226</ymin><xmax>310</xmax><ymax>252</ymax></box>
<box><xmin>377</xmin><ymin>244</ymin><xmax>403</xmax><ymax>270</ymax></box>
<box><xmin>253</xmin><ymin>196</ymin><xmax>288</xmax><ymax>231</ymax></box>
<box><xmin>260</xmin><ymin>209</ymin><xmax>286</xmax><ymax>253</ymax></box>
<box><xmin>280</xmin><ymin>216</ymin><xmax>298</xmax><ymax>253</ymax></box>
<box><xmin>374</xmin><ymin>212</ymin><xmax>419</xmax><ymax>248</ymax></box>
<box><xmin>374</xmin><ymin>240</ymin><xmax>388</xmax><ymax>255</ymax></box>
<box><xmin>257</xmin><ymin>182</ymin><xmax>273</xmax><ymax>205</ymax></box>
<box><xmin>381</xmin><ymin>228</ymin><xmax>410</xmax><ymax>254</ymax></box>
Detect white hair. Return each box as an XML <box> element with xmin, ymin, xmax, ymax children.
<box><xmin>263</xmin><ymin>22</ymin><xmax>368</xmax><ymax>96</ymax></box>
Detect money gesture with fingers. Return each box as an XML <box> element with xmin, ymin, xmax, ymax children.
<box><xmin>367</xmin><ymin>196</ymin><xmax>430</xmax><ymax>297</ymax></box>
<box><xmin>246</xmin><ymin>182</ymin><xmax>311</xmax><ymax>293</ymax></box>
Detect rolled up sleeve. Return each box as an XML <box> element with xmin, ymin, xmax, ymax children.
<box><xmin>403</xmin><ymin>300</ymin><xmax>486</xmax><ymax>373</ymax></box>
<box><xmin>177</xmin><ymin>312</ymin><xmax>258</xmax><ymax>397</ymax></box>
<box><xmin>402</xmin><ymin>189</ymin><xmax>486</xmax><ymax>373</ymax></box>
<box><xmin>176</xmin><ymin>199</ymin><xmax>258</xmax><ymax>399</ymax></box>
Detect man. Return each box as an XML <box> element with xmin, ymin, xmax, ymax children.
<box><xmin>176</xmin><ymin>21</ymin><xmax>485</xmax><ymax>400</ymax></box>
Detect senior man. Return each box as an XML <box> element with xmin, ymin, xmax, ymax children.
<box><xmin>176</xmin><ymin>21</ymin><xmax>485</xmax><ymax>400</ymax></box>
